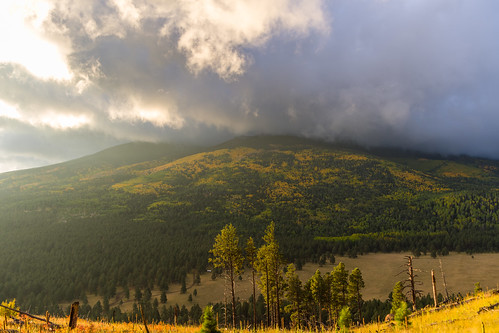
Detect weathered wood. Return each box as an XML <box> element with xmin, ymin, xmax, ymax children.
<box><xmin>0</xmin><ymin>304</ymin><xmax>60</xmax><ymax>328</ymax></box>
<box><xmin>439</xmin><ymin>259</ymin><xmax>449</xmax><ymax>301</ymax></box>
<box><xmin>406</xmin><ymin>256</ymin><xmax>417</xmax><ymax>311</ymax></box>
<box><xmin>478</xmin><ymin>302</ymin><xmax>499</xmax><ymax>314</ymax></box>
<box><xmin>68</xmin><ymin>302</ymin><xmax>79</xmax><ymax>329</ymax></box>
<box><xmin>431</xmin><ymin>270</ymin><xmax>438</xmax><ymax>308</ymax></box>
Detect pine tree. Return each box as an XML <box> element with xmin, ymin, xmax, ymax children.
<box><xmin>347</xmin><ymin>267</ymin><xmax>365</xmax><ymax>323</ymax></box>
<box><xmin>200</xmin><ymin>306</ymin><xmax>220</xmax><ymax>333</ymax></box>
<box><xmin>330</xmin><ymin>262</ymin><xmax>349</xmax><ymax>323</ymax></box>
<box><xmin>309</xmin><ymin>269</ymin><xmax>327</xmax><ymax>325</ymax></box>
<box><xmin>181</xmin><ymin>279</ymin><xmax>187</xmax><ymax>294</ymax></box>
<box><xmin>338</xmin><ymin>306</ymin><xmax>352</xmax><ymax>330</ymax></box>
<box><xmin>134</xmin><ymin>287</ymin><xmax>142</xmax><ymax>301</ymax></box>
<box><xmin>284</xmin><ymin>263</ymin><xmax>303</xmax><ymax>329</ymax></box>
<box><xmin>210</xmin><ymin>224</ymin><xmax>243</xmax><ymax>328</ymax></box>
<box><xmin>391</xmin><ymin>281</ymin><xmax>406</xmax><ymax>314</ymax></box>
<box><xmin>256</xmin><ymin>222</ymin><xmax>285</xmax><ymax>328</ymax></box>
<box><xmin>245</xmin><ymin>237</ymin><xmax>258</xmax><ymax>328</ymax></box>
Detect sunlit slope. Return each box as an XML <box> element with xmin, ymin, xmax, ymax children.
<box><xmin>110</xmin><ymin>137</ymin><xmax>499</xmax><ymax>246</ymax></box>
<box><xmin>356</xmin><ymin>291</ymin><xmax>499</xmax><ymax>332</ymax></box>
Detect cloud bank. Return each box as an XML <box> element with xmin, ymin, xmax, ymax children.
<box><xmin>0</xmin><ymin>0</ymin><xmax>498</xmax><ymax>172</ymax></box>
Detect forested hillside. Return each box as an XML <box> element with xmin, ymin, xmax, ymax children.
<box><xmin>0</xmin><ymin>135</ymin><xmax>498</xmax><ymax>313</ymax></box>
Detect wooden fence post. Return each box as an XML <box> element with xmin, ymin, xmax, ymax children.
<box><xmin>69</xmin><ymin>301</ymin><xmax>79</xmax><ymax>329</ymax></box>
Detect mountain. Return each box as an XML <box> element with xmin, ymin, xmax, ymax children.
<box><xmin>0</xmin><ymin>135</ymin><xmax>498</xmax><ymax>312</ymax></box>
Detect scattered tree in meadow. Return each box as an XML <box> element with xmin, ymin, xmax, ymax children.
<box><xmin>181</xmin><ymin>279</ymin><xmax>187</xmax><ymax>294</ymax></box>
<box><xmin>210</xmin><ymin>224</ymin><xmax>243</xmax><ymax>328</ymax></box>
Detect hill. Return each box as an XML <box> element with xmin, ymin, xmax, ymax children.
<box><xmin>0</xmin><ymin>135</ymin><xmax>498</xmax><ymax>313</ymax></box>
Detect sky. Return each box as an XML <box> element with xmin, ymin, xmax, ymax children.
<box><xmin>1</xmin><ymin>0</ymin><xmax>498</xmax><ymax>173</ymax></box>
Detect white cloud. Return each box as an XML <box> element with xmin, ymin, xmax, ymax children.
<box><xmin>0</xmin><ymin>1</ymin><xmax>72</xmax><ymax>80</ymax></box>
<box><xmin>108</xmin><ymin>98</ymin><xmax>184</xmax><ymax>129</ymax></box>
<box><xmin>0</xmin><ymin>100</ymin><xmax>21</xmax><ymax>120</ymax></box>
<box><xmin>163</xmin><ymin>0</ymin><xmax>329</xmax><ymax>79</ymax></box>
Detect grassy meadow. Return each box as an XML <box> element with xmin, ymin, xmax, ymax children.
<box><xmin>100</xmin><ymin>252</ymin><xmax>499</xmax><ymax>313</ymax></box>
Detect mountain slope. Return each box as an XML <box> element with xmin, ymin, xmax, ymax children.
<box><xmin>0</xmin><ymin>135</ymin><xmax>498</xmax><ymax>312</ymax></box>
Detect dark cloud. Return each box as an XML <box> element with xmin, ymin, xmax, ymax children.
<box><xmin>1</xmin><ymin>0</ymin><xmax>499</xmax><ymax>172</ymax></box>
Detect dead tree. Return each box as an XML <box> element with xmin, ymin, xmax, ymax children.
<box><xmin>439</xmin><ymin>259</ymin><xmax>450</xmax><ymax>302</ymax></box>
<box><xmin>431</xmin><ymin>270</ymin><xmax>438</xmax><ymax>308</ymax></box>
<box><xmin>404</xmin><ymin>256</ymin><xmax>423</xmax><ymax>311</ymax></box>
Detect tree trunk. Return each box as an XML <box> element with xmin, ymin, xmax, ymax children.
<box><xmin>265</xmin><ymin>262</ymin><xmax>270</xmax><ymax>327</ymax></box>
<box><xmin>230</xmin><ymin>264</ymin><xmax>237</xmax><ymax>328</ymax></box>
<box><xmin>252</xmin><ymin>269</ymin><xmax>256</xmax><ymax>329</ymax></box>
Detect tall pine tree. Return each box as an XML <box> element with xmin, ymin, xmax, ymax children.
<box><xmin>347</xmin><ymin>267</ymin><xmax>365</xmax><ymax>323</ymax></box>
<box><xmin>256</xmin><ymin>222</ymin><xmax>284</xmax><ymax>328</ymax></box>
<box><xmin>210</xmin><ymin>224</ymin><xmax>243</xmax><ymax>328</ymax></box>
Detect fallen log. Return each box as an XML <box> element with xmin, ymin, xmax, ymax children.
<box><xmin>0</xmin><ymin>304</ymin><xmax>60</xmax><ymax>329</ymax></box>
<box><xmin>478</xmin><ymin>302</ymin><xmax>499</xmax><ymax>314</ymax></box>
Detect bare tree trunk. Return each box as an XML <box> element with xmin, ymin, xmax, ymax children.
<box><xmin>230</xmin><ymin>265</ymin><xmax>237</xmax><ymax>328</ymax></box>
<box><xmin>408</xmin><ymin>256</ymin><xmax>417</xmax><ymax>311</ymax></box>
<box><xmin>265</xmin><ymin>262</ymin><xmax>270</xmax><ymax>327</ymax></box>
<box><xmin>275</xmin><ymin>270</ymin><xmax>281</xmax><ymax>328</ymax></box>
<box><xmin>357</xmin><ymin>290</ymin><xmax>362</xmax><ymax>323</ymax></box>
<box><xmin>252</xmin><ymin>269</ymin><xmax>256</xmax><ymax>329</ymax></box>
<box><xmin>439</xmin><ymin>259</ymin><xmax>449</xmax><ymax>301</ymax></box>
<box><xmin>431</xmin><ymin>270</ymin><xmax>438</xmax><ymax>308</ymax></box>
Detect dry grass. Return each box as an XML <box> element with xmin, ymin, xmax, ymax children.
<box><xmin>63</xmin><ymin>252</ymin><xmax>499</xmax><ymax>312</ymax></box>
<box><xmin>6</xmin><ymin>292</ymin><xmax>499</xmax><ymax>332</ymax></box>
<box><xmin>356</xmin><ymin>290</ymin><xmax>499</xmax><ymax>332</ymax></box>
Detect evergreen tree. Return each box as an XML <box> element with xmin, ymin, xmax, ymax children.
<box><xmin>309</xmin><ymin>269</ymin><xmax>328</xmax><ymax>325</ymax></box>
<box><xmin>391</xmin><ymin>281</ymin><xmax>406</xmax><ymax>314</ymax></box>
<box><xmin>245</xmin><ymin>236</ymin><xmax>258</xmax><ymax>328</ymax></box>
<box><xmin>347</xmin><ymin>267</ymin><xmax>365</xmax><ymax>323</ymax></box>
<box><xmin>180</xmin><ymin>279</ymin><xmax>187</xmax><ymax>294</ymax></box>
<box><xmin>284</xmin><ymin>263</ymin><xmax>303</xmax><ymax>329</ymax></box>
<box><xmin>256</xmin><ymin>222</ymin><xmax>285</xmax><ymax>328</ymax></box>
<box><xmin>134</xmin><ymin>287</ymin><xmax>142</xmax><ymax>302</ymax></box>
<box><xmin>331</xmin><ymin>262</ymin><xmax>349</xmax><ymax>323</ymax></box>
<box><xmin>338</xmin><ymin>306</ymin><xmax>352</xmax><ymax>330</ymax></box>
<box><xmin>474</xmin><ymin>282</ymin><xmax>483</xmax><ymax>295</ymax></box>
<box><xmin>210</xmin><ymin>224</ymin><xmax>243</xmax><ymax>328</ymax></box>
<box><xmin>124</xmin><ymin>285</ymin><xmax>130</xmax><ymax>300</ymax></box>
<box><xmin>144</xmin><ymin>287</ymin><xmax>152</xmax><ymax>302</ymax></box>
<box><xmin>160</xmin><ymin>291</ymin><xmax>167</xmax><ymax>304</ymax></box>
<box><xmin>394</xmin><ymin>301</ymin><xmax>411</xmax><ymax>325</ymax></box>
<box><xmin>200</xmin><ymin>306</ymin><xmax>220</xmax><ymax>333</ymax></box>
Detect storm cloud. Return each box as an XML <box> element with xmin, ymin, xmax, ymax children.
<box><xmin>0</xmin><ymin>0</ymin><xmax>498</xmax><ymax>172</ymax></box>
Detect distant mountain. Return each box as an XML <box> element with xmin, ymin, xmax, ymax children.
<box><xmin>0</xmin><ymin>135</ymin><xmax>498</xmax><ymax>312</ymax></box>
